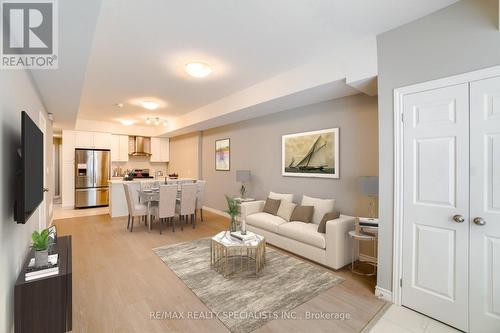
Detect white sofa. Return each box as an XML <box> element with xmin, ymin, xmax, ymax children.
<box><xmin>240</xmin><ymin>198</ymin><xmax>355</xmax><ymax>270</ymax></box>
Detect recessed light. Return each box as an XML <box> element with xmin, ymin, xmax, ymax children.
<box><xmin>120</xmin><ymin>119</ymin><xmax>134</xmax><ymax>126</ymax></box>
<box><xmin>185</xmin><ymin>62</ymin><xmax>212</xmax><ymax>78</ymax></box>
<box><xmin>141</xmin><ymin>101</ymin><xmax>159</xmax><ymax>110</ymax></box>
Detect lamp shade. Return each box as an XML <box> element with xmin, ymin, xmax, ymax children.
<box><xmin>358</xmin><ymin>176</ymin><xmax>378</xmax><ymax>197</ymax></box>
<box><xmin>236</xmin><ymin>170</ymin><xmax>251</xmax><ymax>182</ymax></box>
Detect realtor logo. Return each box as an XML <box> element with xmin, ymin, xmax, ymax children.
<box><xmin>1</xmin><ymin>0</ymin><xmax>58</xmax><ymax>69</ymax></box>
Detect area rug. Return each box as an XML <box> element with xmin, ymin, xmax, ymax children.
<box><xmin>153</xmin><ymin>238</ymin><xmax>343</xmax><ymax>333</ymax></box>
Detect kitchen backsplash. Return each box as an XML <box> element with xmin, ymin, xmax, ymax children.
<box><xmin>112</xmin><ymin>156</ymin><xmax>168</xmax><ymax>177</ymax></box>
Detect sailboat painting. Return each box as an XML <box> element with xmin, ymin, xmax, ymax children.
<box><xmin>282</xmin><ymin>128</ymin><xmax>339</xmax><ymax>178</ymax></box>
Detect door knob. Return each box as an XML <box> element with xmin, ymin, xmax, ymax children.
<box><xmin>473</xmin><ymin>217</ymin><xmax>486</xmax><ymax>226</ymax></box>
<box><xmin>43</xmin><ymin>188</ymin><xmax>49</xmax><ymax>193</ymax></box>
<box><xmin>453</xmin><ymin>215</ymin><xmax>465</xmax><ymax>223</ymax></box>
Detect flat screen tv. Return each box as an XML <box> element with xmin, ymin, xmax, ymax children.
<box><xmin>14</xmin><ymin>111</ymin><xmax>44</xmax><ymax>224</ymax></box>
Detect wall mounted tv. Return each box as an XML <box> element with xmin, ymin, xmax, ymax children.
<box><xmin>14</xmin><ymin>111</ymin><xmax>44</xmax><ymax>224</ymax></box>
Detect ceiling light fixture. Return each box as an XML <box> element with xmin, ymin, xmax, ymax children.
<box><xmin>141</xmin><ymin>101</ymin><xmax>159</xmax><ymax>110</ymax></box>
<box><xmin>114</xmin><ymin>103</ymin><xmax>124</xmax><ymax>108</ymax></box>
<box><xmin>185</xmin><ymin>62</ymin><xmax>212</xmax><ymax>78</ymax></box>
<box><xmin>146</xmin><ymin>117</ymin><xmax>168</xmax><ymax>127</ymax></box>
<box><xmin>120</xmin><ymin>119</ymin><xmax>135</xmax><ymax>126</ymax></box>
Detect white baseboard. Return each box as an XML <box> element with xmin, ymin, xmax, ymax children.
<box><xmin>202</xmin><ymin>206</ymin><xmax>230</xmax><ymax>218</ymax></box>
<box><xmin>375</xmin><ymin>286</ymin><xmax>393</xmax><ymax>302</ymax></box>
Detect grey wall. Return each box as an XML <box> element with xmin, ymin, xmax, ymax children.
<box><xmin>201</xmin><ymin>94</ymin><xmax>379</xmax><ymax>216</ymax></box>
<box><xmin>377</xmin><ymin>0</ymin><xmax>500</xmax><ymax>291</ymax></box>
<box><xmin>0</xmin><ymin>69</ymin><xmax>53</xmax><ymax>332</ymax></box>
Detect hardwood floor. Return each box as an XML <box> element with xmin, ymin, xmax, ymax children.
<box><xmin>54</xmin><ymin>211</ymin><xmax>384</xmax><ymax>333</ymax></box>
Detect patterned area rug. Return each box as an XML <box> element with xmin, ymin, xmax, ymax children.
<box><xmin>153</xmin><ymin>238</ymin><xmax>343</xmax><ymax>333</ymax></box>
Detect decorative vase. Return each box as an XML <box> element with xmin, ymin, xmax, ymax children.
<box><xmin>34</xmin><ymin>249</ymin><xmax>48</xmax><ymax>267</ymax></box>
<box><xmin>230</xmin><ymin>216</ymin><xmax>238</xmax><ymax>232</ymax></box>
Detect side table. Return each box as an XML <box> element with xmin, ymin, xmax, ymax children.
<box><xmin>348</xmin><ymin>230</ymin><xmax>377</xmax><ymax>276</ymax></box>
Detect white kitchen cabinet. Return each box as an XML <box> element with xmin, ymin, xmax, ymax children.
<box><xmin>150</xmin><ymin>137</ymin><xmax>169</xmax><ymax>162</ymax></box>
<box><xmin>111</xmin><ymin>134</ymin><xmax>129</xmax><ymax>162</ymax></box>
<box><xmin>74</xmin><ymin>131</ymin><xmax>111</xmax><ymax>149</ymax></box>
<box><xmin>75</xmin><ymin>131</ymin><xmax>94</xmax><ymax>149</ymax></box>
<box><xmin>93</xmin><ymin>132</ymin><xmax>112</xmax><ymax>149</ymax></box>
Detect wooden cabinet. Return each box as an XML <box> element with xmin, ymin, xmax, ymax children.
<box><xmin>150</xmin><ymin>137</ymin><xmax>169</xmax><ymax>162</ymax></box>
<box><xmin>15</xmin><ymin>236</ymin><xmax>72</xmax><ymax>333</ymax></box>
<box><xmin>111</xmin><ymin>135</ymin><xmax>129</xmax><ymax>162</ymax></box>
<box><xmin>74</xmin><ymin>131</ymin><xmax>111</xmax><ymax>149</ymax></box>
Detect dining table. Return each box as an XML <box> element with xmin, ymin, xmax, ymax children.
<box><xmin>137</xmin><ymin>186</ymin><xmax>183</xmax><ymax>232</ymax></box>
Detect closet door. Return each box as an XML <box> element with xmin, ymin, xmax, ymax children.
<box><xmin>402</xmin><ymin>84</ymin><xmax>469</xmax><ymax>331</ymax></box>
<box><xmin>470</xmin><ymin>76</ymin><xmax>500</xmax><ymax>333</ymax></box>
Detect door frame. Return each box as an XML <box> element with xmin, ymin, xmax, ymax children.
<box><xmin>38</xmin><ymin>111</ymin><xmax>48</xmax><ymax>230</ymax></box>
<box><xmin>392</xmin><ymin>64</ymin><xmax>500</xmax><ymax>305</ymax></box>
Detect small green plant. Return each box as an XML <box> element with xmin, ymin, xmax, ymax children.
<box><xmin>32</xmin><ymin>228</ymin><xmax>49</xmax><ymax>251</ymax></box>
<box><xmin>224</xmin><ymin>195</ymin><xmax>239</xmax><ymax>217</ymax></box>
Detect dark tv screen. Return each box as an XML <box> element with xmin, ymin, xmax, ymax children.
<box><xmin>15</xmin><ymin>111</ymin><xmax>44</xmax><ymax>224</ymax></box>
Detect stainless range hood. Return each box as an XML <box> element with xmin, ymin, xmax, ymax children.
<box><xmin>128</xmin><ymin>136</ymin><xmax>151</xmax><ymax>156</ymax></box>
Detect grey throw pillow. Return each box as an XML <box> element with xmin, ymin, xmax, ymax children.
<box><xmin>317</xmin><ymin>211</ymin><xmax>341</xmax><ymax>233</ymax></box>
<box><xmin>290</xmin><ymin>205</ymin><xmax>314</xmax><ymax>223</ymax></box>
<box><xmin>263</xmin><ymin>198</ymin><xmax>281</xmax><ymax>215</ymax></box>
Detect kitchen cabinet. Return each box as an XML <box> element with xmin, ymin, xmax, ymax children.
<box><xmin>150</xmin><ymin>137</ymin><xmax>169</xmax><ymax>162</ymax></box>
<box><xmin>111</xmin><ymin>135</ymin><xmax>129</xmax><ymax>162</ymax></box>
<box><xmin>75</xmin><ymin>131</ymin><xmax>111</xmax><ymax>149</ymax></box>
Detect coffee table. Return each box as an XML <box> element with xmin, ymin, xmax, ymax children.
<box><xmin>210</xmin><ymin>231</ymin><xmax>266</xmax><ymax>277</ymax></box>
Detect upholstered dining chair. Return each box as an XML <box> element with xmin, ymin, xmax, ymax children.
<box><xmin>150</xmin><ymin>184</ymin><xmax>177</xmax><ymax>234</ymax></box>
<box><xmin>176</xmin><ymin>183</ymin><xmax>197</xmax><ymax>230</ymax></box>
<box><xmin>195</xmin><ymin>180</ymin><xmax>206</xmax><ymax>222</ymax></box>
<box><xmin>123</xmin><ymin>183</ymin><xmax>148</xmax><ymax>232</ymax></box>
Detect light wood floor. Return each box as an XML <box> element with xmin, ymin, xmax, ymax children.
<box><xmin>54</xmin><ymin>211</ymin><xmax>385</xmax><ymax>333</ymax></box>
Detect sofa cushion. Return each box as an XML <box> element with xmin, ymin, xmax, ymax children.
<box><xmin>269</xmin><ymin>191</ymin><xmax>294</xmax><ymax>203</ymax></box>
<box><xmin>301</xmin><ymin>195</ymin><xmax>336</xmax><ymax>224</ymax></box>
<box><xmin>263</xmin><ymin>198</ymin><xmax>281</xmax><ymax>215</ymax></box>
<box><xmin>246</xmin><ymin>212</ymin><xmax>287</xmax><ymax>233</ymax></box>
<box><xmin>278</xmin><ymin>222</ymin><xmax>326</xmax><ymax>249</ymax></box>
<box><xmin>290</xmin><ymin>205</ymin><xmax>314</xmax><ymax>223</ymax></box>
<box><xmin>317</xmin><ymin>211</ymin><xmax>341</xmax><ymax>233</ymax></box>
<box><xmin>277</xmin><ymin>200</ymin><xmax>296</xmax><ymax>222</ymax></box>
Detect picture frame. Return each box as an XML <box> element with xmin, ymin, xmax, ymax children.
<box><xmin>282</xmin><ymin>128</ymin><xmax>339</xmax><ymax>178</ymax></box>
<box><xmin>215</xmin><ymin>138</ymin><xmax>230</xmax><ymax>171</ymax></box>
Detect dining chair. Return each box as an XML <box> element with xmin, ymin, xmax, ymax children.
<box><xmin>195</xmin><ymin>180</ymin><xmax>206</xmax><ymax>222</ymax></box>
<box><xmin>124</xmin><ymin>183</ymin><xmax>148</xmax><ymax>232</ymax></box>
<box><xmin>176</xmin><ymin>183</ymin><xmax>197</xmax><ymax>230</ymax></box>
<box><xmin>150</xmin><ymin>185</ymin><xmax>177</xmax><ymax>234</ymax></box>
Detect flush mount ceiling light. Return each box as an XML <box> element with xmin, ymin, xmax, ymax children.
<box><xmin>141</xmin><ymin>101</ymin><xmax>159</xmax><ymax>110</ymax></box>
<box><xmin>146</xmin><ymin>117</ymin><xmax>168</xmax><ymax>126</ymax></box>
<box><xmin>120</xmin><ymin>119</ymin><xmax>135</xmax><ymax>126</ymax></box>
<box><xmin>185</xmin><ymin>62</ymin><xmax>212</xmax><ymax>78</ymax></box>
<box><xmin>114</xmin><ymin>103</ymin><xmax>124</xmax><ymax>108</ymax></box>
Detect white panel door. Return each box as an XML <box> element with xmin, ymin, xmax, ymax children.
<box><xmin>470</xmin><ymin>76</ymin><xmax>500</xmax><ymax>333</ymax></box>
<box><xmin>402</xmin><ymin>84</ymin><xmax>469</xmax><ymax>331</ymax></box>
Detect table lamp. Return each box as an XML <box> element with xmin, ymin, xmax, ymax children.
<box><xmin>236</xmin><ymin>170</ymin><xmax>251</xmax><ymax>199</ymax></box>
<box><xmin>358</xmin><ymin>176</ymin><xmax>378</xmax><ymax>218</ymax></box>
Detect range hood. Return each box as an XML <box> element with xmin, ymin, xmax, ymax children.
<box><xmin>128</xmin><ymin>136</ymin><xmax>151</xmax><ymax>156</ymax></box>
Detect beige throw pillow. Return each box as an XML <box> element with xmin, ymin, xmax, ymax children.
<box><xmin>269</xmin><ymin>191</ymin><xmax>294</xmax><ymax>203</ymax></box>
<box><xmin>263</xmin><ymin>198</ymin><xmax>281</xmax><ymax>215</ymax></box>
<box><xmin>301</xmin><ymin>195</ymin><xmax>335</xmax><ymax>224</ymax></box>
<box><xmin>276</xmin><ymin>200</ymin><xmax>296</xmax><ymax>222</ymax></box>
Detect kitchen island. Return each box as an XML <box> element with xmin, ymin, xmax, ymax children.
<box><xmin>108</xmin><ymin>178</ymin><xmax>196</xmax><ymax>218</ymax></box>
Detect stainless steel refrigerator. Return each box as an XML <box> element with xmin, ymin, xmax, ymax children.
<box><xmin>75</xmin><ymin>149</ymin><xmax>110</xmax><ymax>208</ymax></box>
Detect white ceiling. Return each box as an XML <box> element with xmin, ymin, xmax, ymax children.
<box><xmin>40</xmin><ymin>0</ymin><xmax>457</xmax><ymax>132</ymax></box>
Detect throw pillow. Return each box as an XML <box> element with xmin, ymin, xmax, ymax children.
<box><xmin>290</xmin><ymin>205</ymin><xmax>314</xmax><ymax>223</ymax></box>
<box><xmin>301</xmin><ymin>195</ymin><xmax>335</xmax><ymax>224</ymax></box>
<box><xmin>317</xmin><ymin>211</ymin><xmax>341</xmax><ymax>233</ymax></box>
<box><xmin>263</xmin><ymin>198</ymin><xmax>281</xmax><ymax>215</ymax></box>
<box><xmin>269</xmin><ymin>191</ymin><xmax>294</xmax><ymax>203</ymax></box>
<box><xmin>276</xmin><ymin>200</ymin><xmax>297</xmax><ymax>222</ymax></box>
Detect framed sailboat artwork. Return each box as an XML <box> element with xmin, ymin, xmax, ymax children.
<box><xmin>282</xmin><ymin>128</ymin><xmax>339</xmax><ymax>178</ymax></box>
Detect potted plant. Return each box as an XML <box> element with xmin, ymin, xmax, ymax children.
<box><xmin>32</xmin><ymin>228</ymin><xmax>50</xmax><ymax>267</ymax></box>
<box><xmin>225</xmin><ymin>195</ymin><xmax>239</xmax><ymax>232</ymax></box>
